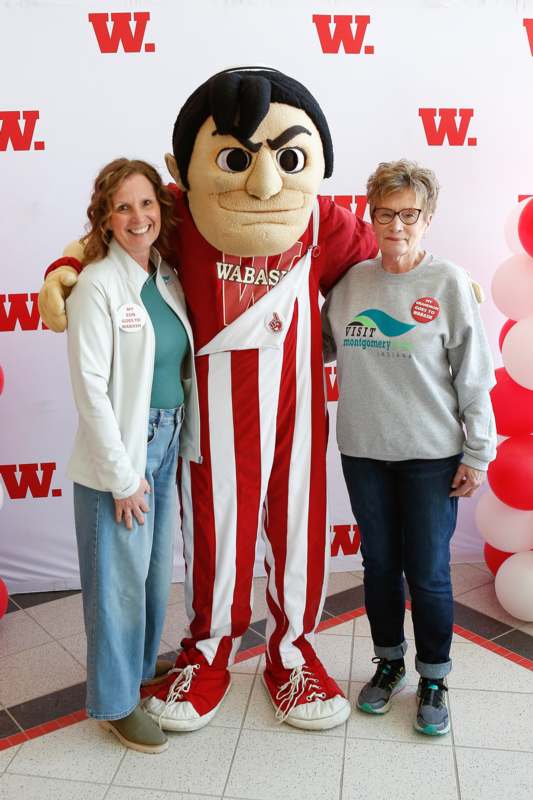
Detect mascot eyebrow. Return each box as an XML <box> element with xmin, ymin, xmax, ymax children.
<box><xmin>211</xmin><ymin>124</ymin><xmax>312</xmax><ymax>154</ymax></box>
<box><xmin>267</xmin><ymin>125</ymin><xmax>312</xmax><ymax>150</ymax></box>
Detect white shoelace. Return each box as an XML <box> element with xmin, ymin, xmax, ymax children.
<box><xmin>157</xmin><ymin>664</ymin><xmax>200</xmax><ymax>727</ymax></box>
<box><xmin>274</xmin><ymin>665</ymin><xmax>327</xmax><ymax>723</ymax></box>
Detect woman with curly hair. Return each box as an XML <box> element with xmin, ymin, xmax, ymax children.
<box><xmin>65</xmin><ymin>158</ymin><xmax>200</xmax><ymax>752</ymax></box>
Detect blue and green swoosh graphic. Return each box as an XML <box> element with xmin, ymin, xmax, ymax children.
<box><xmin>350</xmin><ymin>309</ymin><xmax>416</xmax><ymax>338</ymax></box>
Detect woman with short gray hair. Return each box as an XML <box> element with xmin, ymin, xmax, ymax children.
<box><xmin>322</xmin><ymin>159</ymin><xmax>496</xmax><ymax>736</ymax></box>
<box><xmin>366</xmin><ymin>159</ymin><xmax>440</xmax><ymax>218</ymax></box>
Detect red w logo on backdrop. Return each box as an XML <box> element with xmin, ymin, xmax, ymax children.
<box><xmin>321</xmin><ymin>195</ymin><xmax>368</xmax><ymax>219</ymax></box>
<box><xmin>0</xmin><ymin>294</ymin><xmax>46</xmax><ymax>331</ymax></box>
<box><xmin>325</xmin><ymin>366</ymin><xmax>339</xmax><ymax>402</ymax></box>
<box><xmin>0</xmin><ymin>112</ymin><xmax>44</xmax><ymax>152</ymax></box>
<box><xmin>330</xmin><ymin>524</ymin><xmax>361</xmax><ymax>557</ymax></box>
<box><xmin>419</xmin><ymin>109</ymin><xmax>477</xmax><ymax>146</ymax></box>
<box><xmin>312</xmin><ymin>14</ymin><xmax>374</xmax><ymax>54</ymax></box>
<box><xmin>0</xmin><ymin>464</ymin><xmax>62</xmax><ymax>499</ymax></box>
<box><xmin>88</xmin><ymin>12</ymin><xmax>155</xmax><ymax>53</ymax></box>
<box><xmin>524</xmin><ymin>19</ymin><xmax>533</xmax><ymax>54</ymax></box>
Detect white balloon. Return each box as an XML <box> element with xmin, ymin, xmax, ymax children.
<box><xmin>491</xmin><ymin>255</ymin><xmax>533</xmax><ymax>320</ymax></box>
<box><xmin>495</xmin><ymin>551</ymin><xmax>533</xmax><ymax>621</ymax></box>
<box><xmin>475</xmin><ymin>489</ymin><xmax>533</xmax><ymax>552</ymax></box>
<box><xmin>502</xmin><ymin>316</ymin><xmax>533</xmax><ymax>390</ymax></box>
<box><xmin>504</xmin><ymin>198</ymin><xmax>533</xmax><ymax>255</ymax></box>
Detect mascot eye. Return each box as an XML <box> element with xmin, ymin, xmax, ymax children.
<box><xmin>216</xmin><ymin>148</ymin><xmax>252</xmax><ymax>173</ymax></box>
<box><xmin>276</xmin><ymin>148</ymin><xmax>306</xmax><ymax>174</ymax></box>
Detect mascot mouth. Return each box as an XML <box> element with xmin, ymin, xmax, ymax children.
<box><xmin>215</xmin><ymin>190</ymin><xmax>306</xmax><ymax>214</ymax></box>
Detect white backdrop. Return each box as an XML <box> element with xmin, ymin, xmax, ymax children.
<box><xmin>1</xmin><ymin>0</ymin><xmax>533</xmax><ymax>592</ymax></box>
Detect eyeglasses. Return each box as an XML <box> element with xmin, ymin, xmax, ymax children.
<box><xmin>372</xmin><ymin>208</ymin><xmax>422</xmax><ymax>225</ymax></box>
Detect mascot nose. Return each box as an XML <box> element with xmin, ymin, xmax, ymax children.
<box><xmin>245</xmin><ymin>148</ymin><xmax>283</xmax><ymax>200</ymax></box>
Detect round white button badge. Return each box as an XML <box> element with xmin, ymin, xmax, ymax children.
<box><xmin>118</xmin><ymin>304</ymin><xmax>147</xmax><ymax>332</ymax></box>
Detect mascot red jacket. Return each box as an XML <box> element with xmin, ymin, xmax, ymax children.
<box><xmin>39</xmin><ymin>67</ymin><xmax>377</xmax><ymax>732</ymax></box>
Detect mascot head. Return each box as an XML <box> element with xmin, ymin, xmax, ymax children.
<box><xmin>165</xmin><ymin>67</ymin><xmax>333</xmax><ymax>256</ymax></box>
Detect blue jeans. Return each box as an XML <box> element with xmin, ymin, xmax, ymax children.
<box><xmin>341</xmin><ymin>454</ymin><xmax>461</xmax><ymax>679</ymax></box>
<box><xmin>73</xmin><ymin>407</ymin><xmax>183</xmax><ymax>719</ymax></box>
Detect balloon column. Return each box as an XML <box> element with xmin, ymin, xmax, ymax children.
<box><xmin>475</xmin><ymin>197</ymin><xmax>533</xmax><ymax>621</ymax></box>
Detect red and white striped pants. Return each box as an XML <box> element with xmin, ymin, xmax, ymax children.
<box><xmin>178</xmin><ymin>284</ymin><xmax>330</xmax><ymax>671</ymax></box>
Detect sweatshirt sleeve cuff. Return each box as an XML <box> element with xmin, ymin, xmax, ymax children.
<box><xmin>45</xmin><ymin>257</ymin><xmax>83</xmax><ymax>279</ymax></box>
<box><xmin>461</xmin><ymin>454</ymin><xmax>489</xmax><ymax>471</ymax></box>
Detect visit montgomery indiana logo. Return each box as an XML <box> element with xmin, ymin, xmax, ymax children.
<box><xmin>344</xmin><ymin>309</ymin><xmax>415</xmax><ymax>353</ymax></box>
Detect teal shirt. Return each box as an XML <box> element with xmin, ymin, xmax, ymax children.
<box><xmin>141</xmin><ymin>272</ymin><xmax>189</xmax><ymax>409</ymax></box>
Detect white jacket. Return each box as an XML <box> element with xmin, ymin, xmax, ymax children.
<box><xmin>66</xmin><ymin>239</ymin><xmax>201</xmax><ymax>499</ymax></box>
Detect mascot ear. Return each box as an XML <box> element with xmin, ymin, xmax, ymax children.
<box><xmin>165</xmin><ymin>153</ymin><xmax>186</xmax><ymax>191</ymax></box>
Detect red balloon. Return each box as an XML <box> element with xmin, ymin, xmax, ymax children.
<box><xmin>498</xmin><ymin>319</ymin><xmax>516</xmax><ymax>352</ymax></box>
<box><xmin>488</xmin><ymin>435</ymin><xmax>533</xmax><ymax>509</ymax></box>
<box><xmin>0</xmin><ymin>578</ymin><xmax>8</xmax><ymax>619</ymax></box>
<box><xmin>518</xmin><ymin>197</ymin><xmax>533</xmax><ymax>258</ymax></box>
<box><xmin>490</xmin><ymin>367</ymin><xmax>533</xmax><ymax>436</ymax></box>
<box><xmin>483</xmin><ymin>542</ymin><xmax>513</xmax><ymax>576</ymax></box>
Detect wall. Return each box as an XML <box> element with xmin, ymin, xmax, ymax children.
<box><xmin>1</xmin><ymin>0</ymin><xmax>532</xmax><ymax>591</ymax></box>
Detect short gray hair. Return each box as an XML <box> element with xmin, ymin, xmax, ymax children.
<box><xmin>366</xmin><ymin>159</ymin><xmax>440</xmax><ymax>219</ymax></box>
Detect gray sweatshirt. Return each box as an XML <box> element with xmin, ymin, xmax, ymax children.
<box><xmin>322</xmin><ymin>253</ymin><xmax>497</xmax><ymax>470</ymax></box>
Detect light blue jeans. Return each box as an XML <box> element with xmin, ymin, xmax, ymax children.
<box><xmin>73</xmin><ymin>407</ymin><xmax>183</xmax><ymax>720</ymax></box>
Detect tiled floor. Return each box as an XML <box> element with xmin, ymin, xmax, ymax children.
<box><xmin>1</xmin><ymin>565</ymin><xmax>532</xmax><ymax>799</ymax></box>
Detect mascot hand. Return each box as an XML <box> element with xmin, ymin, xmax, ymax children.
<box><xmin>471</xmin><ymin>279</ymin><xmax>484</xmax><ymax>304</ymax></box>
<box><xmin>38</xmin><ymin>267</ymin><xmax>79</xmax><ymax>332</ymax></box>
<box><xmin>464</xmin><ymin>270</ymin><xmax>484</xmax><ymax>304</ymax></box>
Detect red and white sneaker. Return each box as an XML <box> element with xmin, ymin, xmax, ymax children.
<box><xmin>143</xmin><ymin>651</ymin><xmax>231</xmax><ymax>732</ymax></box>
<box><xmin>263</xmin><ymin>657</ymin><xmax>351</xmax><ymax>730</ymax></box>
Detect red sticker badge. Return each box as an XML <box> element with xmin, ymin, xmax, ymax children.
<box><xmin>265</xmin><ymin>312</ymin><xmax>284</xmax><ymax>333</ymax></box>
<box><xmin>411</xmin><ymin>297</ymin><xmax>440</xmax><ymax>324</ymax></box>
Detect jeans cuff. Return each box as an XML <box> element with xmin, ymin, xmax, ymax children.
<box><xmin>415</xmin><ymin>656</ymin><xmax>452</xmax><ymax>679</ymax></box>
<box><xmin>374</xmin><ymin>640</ymin><xmax>408</xmax><ymax>660</ymax></box>
<box><xmin>87</xmin><ymin>698</ymin><xmax>139</xmax><ymax>721</ymax></box>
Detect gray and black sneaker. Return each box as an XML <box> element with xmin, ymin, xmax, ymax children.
<box><xmin>414</xmin><ymin>678</ymin><xmax>449</xmax><ymax>736</ymax></box>
<box><xmin>356</xmin><ymin>657</ymin><xmax>406</xmax><ymax>714</ymax></box>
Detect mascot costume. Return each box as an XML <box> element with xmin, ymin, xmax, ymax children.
<box><xmin>39</xmin><ymin>67</ymin><xmax>378</xmax><ymax>732</ymax></box>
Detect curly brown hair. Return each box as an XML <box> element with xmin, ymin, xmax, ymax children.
<box><xmin>80</xmin><ymin>158</ymin><xmax>176</xmax><ymax>266</ymax></box>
